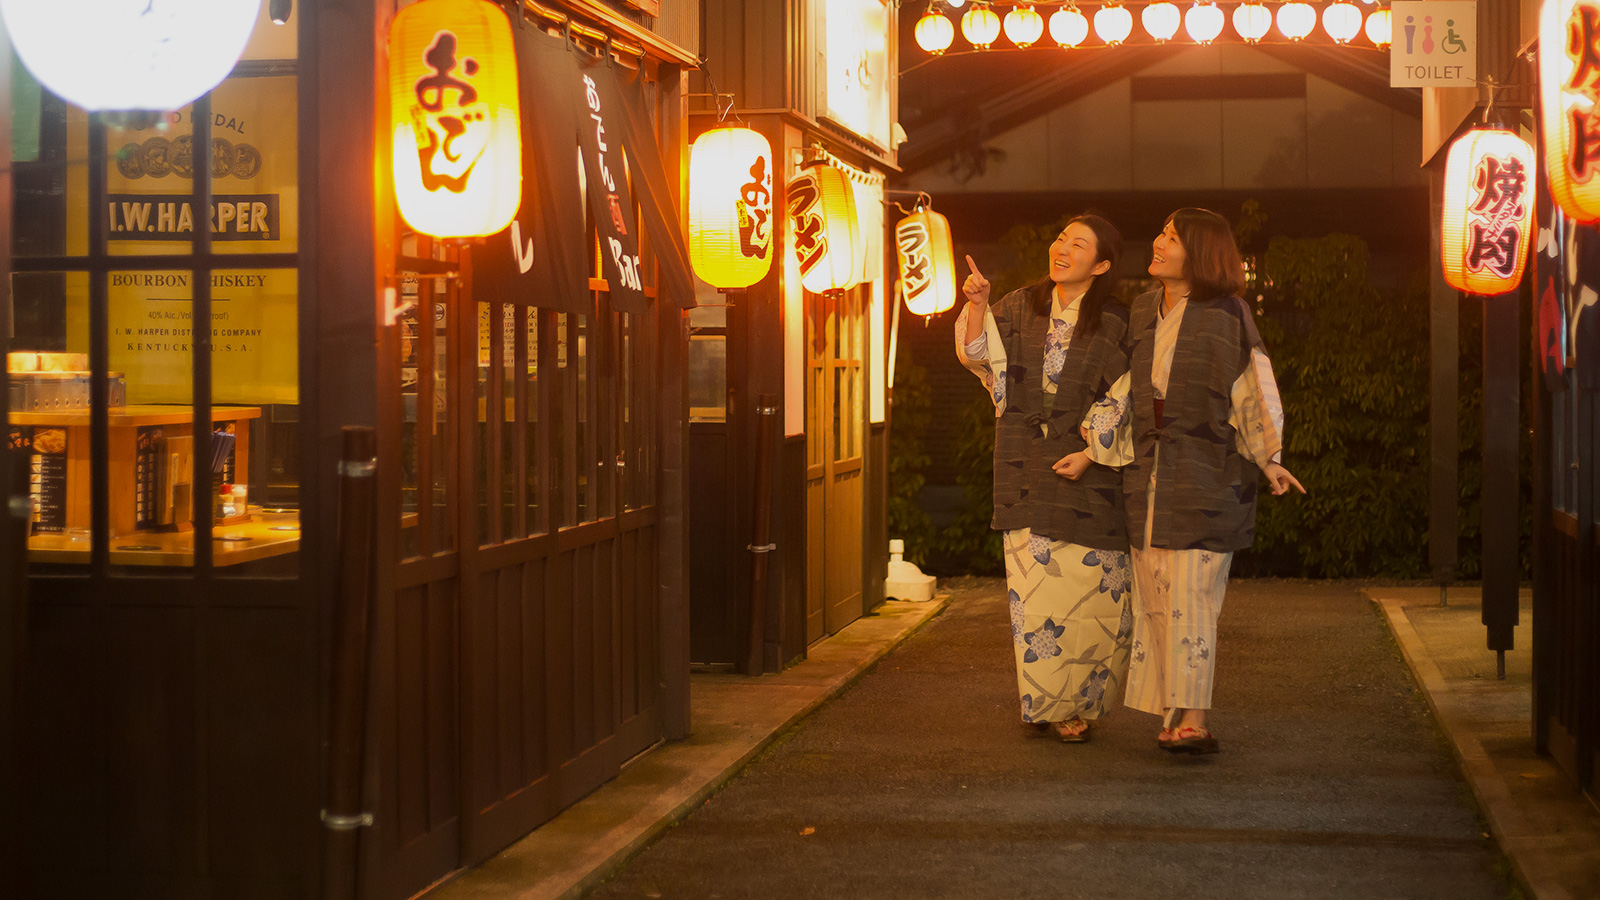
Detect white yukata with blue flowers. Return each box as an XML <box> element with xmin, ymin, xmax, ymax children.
<box><xmin>960</xmin><ymin>292</ymin><xmax>1134</xmax><ymax>725</ymax></box>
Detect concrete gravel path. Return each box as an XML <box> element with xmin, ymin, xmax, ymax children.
<box><xmin>588</xmin><ymin>578</ymin><xmax>1518</xmax><ymax>900</ymax></box>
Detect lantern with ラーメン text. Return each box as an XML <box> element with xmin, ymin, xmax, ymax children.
<box><xmin>1440</xmin><ymin>128</ymin><xmax>1535</xmax><ymax>295</ymax></box>
<box><xmin>389</xmin><ymin>0</ymin><xmax>522</xmax><ymax>238</ymax></box>
<box><xmin>787</xmin><ymin>163</ymin><xmax>863</xmax><ymax>294</ymax></box>
<box><xmin>1542</xmin><ymin>0</ymin><xmax>1600</xmax><ymax>223</ymax></box>
<box><xmin>0</xmin><ymin>0</ymin><xmax>259</xmax><ymax>111</ymax></box>
<box><xmin>896</xmin><ymin>207</ymin><xmax>957</xmax><ymax>318</ymax></box>
<box><xmin>688</xmin><ymin>126</ymin><xmax>775</xmax><ymax>290</ymax></box>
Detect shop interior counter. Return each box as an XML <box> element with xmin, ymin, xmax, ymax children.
<box><xmin>26</xmin><ymin>507</ymin><xmax>302</xmax><ymax>567</ymax></box>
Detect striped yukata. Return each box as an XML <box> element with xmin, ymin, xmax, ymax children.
<box><xmin>958</xmin><ymin>290</ymin><xmax>1133</xmax><ymax>725</ymax></box>
<box><xmin>1086</xmin><ymin>292</ymin><xmax>1284</xmax><ymax>728</ymax></box>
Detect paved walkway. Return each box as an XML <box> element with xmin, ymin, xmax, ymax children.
<box><xmin>586</xmin><ymin>579</ymin><xmax>1518</xmax><ymax>900</ymax></box>
<box><xmin>1371</xmin><ymin>587</ymin><xmax>1600</xmax><ymax>900</ymax></box>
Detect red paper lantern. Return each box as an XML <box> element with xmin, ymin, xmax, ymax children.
<box><xmin>787</xmin><ymin>164</ymin><xmax>863</xmax><ymax>294</ymax></box>
<box><xmin>896</xmin><ymin>208</ymin><xmax>957</xmax><ymax>317</ymax></box>
<box><xmin>689</xmin><ymin>127</ymin><xmax>775</xmax><ymax>289</ymax></box>
<box><xmin>389</xmin><ymin>0</ymin><xmax>522</xmax><ymax>238</ymax></box>
<box><xmin>1440</xmin><ymin>128</ymin><xmax>1535</xmax><ymax>295</ymax></box>
<box><xmin>1542</xmin><ymin>0</ymin><xmax>1600</xmax><ymax>223</ymax></box>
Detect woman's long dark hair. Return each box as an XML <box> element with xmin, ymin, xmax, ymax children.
<box><xmin>1166</xmin><ymin>207</ymin><xmax>1245</xmax><ymax>304</ymax></box>
<box><xmin>1025</xmin><ymin>214</ymin><xmax>1122</xmax><ymax>337</ymax></box>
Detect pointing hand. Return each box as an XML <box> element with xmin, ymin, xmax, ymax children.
<box><xmin>963</xmin><ymin>254</ymin><xmax>991</xmax><ymax>307</ymax></box>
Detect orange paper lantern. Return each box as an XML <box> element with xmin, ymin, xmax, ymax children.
<box><xmin>689</xmin><ymin>127</ymin><xmax>775</xmax><ymax>290</ymax></box>
<box><xmin>389</xmin><ymin>0</ymin><xmax>522</xmax><ymax>238</ymax></box>
<box><xmin>787</xmin><ymin>164</ymin><xmax>863</xmax><ymax>294</ymax></box>
<box><xmin>896</xmin><ymin>208</ymin><xmax>957</xmax><ymax>317</ymax></box>
<box><xmin>1440</xmin><ymin>128</ymin><xmax>1535</xmax><ymax>295</ymax></box>
<box><xmin>1542</xmin><ymin>0</ymin><xmax>1600</xmax><ymax>223</ymax></box>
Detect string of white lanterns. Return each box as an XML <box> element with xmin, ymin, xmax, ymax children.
<box><xmin>913</xmin><ymin>0</ymin><xmax>1392</xmax><ymax>54</ymax></box>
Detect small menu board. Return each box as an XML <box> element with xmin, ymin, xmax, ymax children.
<box><xmin>8</xmin><ymin>425</ymin><xmax>67</xmax><ymax>533</ymax></box>
<box><xmin>135</xmin><ymin>425</ymin><xmax>163</xmax><ymax>531</ymax></box>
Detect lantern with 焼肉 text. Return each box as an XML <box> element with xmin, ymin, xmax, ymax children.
<box><xmin>788</xmin><ymin>164</ymin><xmax>863</xmax><ymax>294</ymax></box>
<box><xmin>1440</xmin><ymin>128</ymin><xmax>1535</xmax><ymax>295</ymax></box>
<box><xmin>689</xmin><ymin>127</ymin><xmax>775</xmax><ymax>290</ymax></box>
<box><xmin>0</xmin><ymin>0</ymin><xmax>259</xmax><ymax>111</ymax></box>
<box><xmin>896</xmin><ymin>208</ymin><xmax>957</xmax><ymax>318</ymax></box>
<box><xmin>389</xmin><ymin>0</ymin><xmax>522</xmax><ymax>238</ymax></box>
<box><xmin>1542</xmin><ymin>0</ymin><xmax>1600</xmax><ymax>223</ymax></box>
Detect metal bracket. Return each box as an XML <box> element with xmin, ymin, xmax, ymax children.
<box><xmin>747</xmin><ymin>543</ymin><xmax>776</xmax><ymax>553</ymax></box>
<box><xmin>338</xmin><ymin>459</ymin><xmax>377</xmax><ymax>478</ymax></box>
<box><xmin>320</xmin><ymin>810</ymin><xmax>374</xmax><ymax>831</ymax></box>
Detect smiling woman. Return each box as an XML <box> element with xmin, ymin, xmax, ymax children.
<box><xmin>955</xmin><ymin>213</ymin><xmax>1135</xmax><ymax>742</ymax></box>
<box><xmin>1085</xmin><ymin>207</ymin><xmax>1305</xmax><ymax>755</ymax></box>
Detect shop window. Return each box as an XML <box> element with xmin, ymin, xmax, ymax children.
<box><xmin>7</xmin><ymin>21</ymin><xmax>299</xmax><ymax>577</ymax></box>
<box><xmin>688</xmin><ymin>300</ymin><xmax>727</xmax><ymax>423</ymax></box>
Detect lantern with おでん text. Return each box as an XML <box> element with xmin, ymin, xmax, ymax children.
<box><xmin>1542</xmin><ymin>0</ymin><xmax>1600</xmax><ymax>223</ymax></box>
<box><xmin>896</xmin><ymin>208</ymin><xmax>957</xmax><ymax>318</ymax></box>
<box><xmin>1440</xmin><ymin>128</ymin><xmax>1535</xmax><ymax>295</ymax></box>
<box><xmin>0</xmin><ymin>0</ymin><xmax>259</xmax><ymax>111</ymax></box>
<box><xmin>688</xmin><ymin>126</ymin><xmax>775</xmax><ymax>290</ymax></box>
<box><xmin>787</xmin><ymin>163</ymin><xmax>863</xmax><ymax>294</ymax></box>
<box><xmin>389</xmin><ymin>0</ymin><xmax>522</xmax><ymax>238</ymax></box>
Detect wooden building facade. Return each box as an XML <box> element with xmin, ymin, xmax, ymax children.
<box><xmin>0</xmin><ymin>1</ymin><xmax>702</xmax><ymax>897</ymax></box>
<box><xmin>688</xmin><ymin>0</ymin><xmax>897</xmax><ymax>673</ymax></box>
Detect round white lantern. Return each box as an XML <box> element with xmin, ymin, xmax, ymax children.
<box><xmin>1049</xmin><ymin>5</ymin><xmax>1090</xmax><ymax>46</ymax></box>
<box><xmin>1185</xmin><ymin>2</ymin><xmax>1226</xmax><ymax>43</ymax></box>
<box><xmin>1</xmin><ymin>0</ymin><xmax>262</xmax><ymax>111</ymax></box>
<box><xmin>1142</xmin><ymin>1</ymin><xmax>1181</xmax><ymax>41</ymax></box>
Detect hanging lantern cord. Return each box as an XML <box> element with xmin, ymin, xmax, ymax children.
<box><xmin>886</xmin><ymin>189</ymin><xmax>934</xmax><ymax>216</ymax></box>
<box><xmin>695</xmin><ymin>57</ymin><xmax>746</xmax><ymax>125</ymax></box>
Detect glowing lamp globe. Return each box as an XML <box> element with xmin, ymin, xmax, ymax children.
<box><xmin>1440</xmin><ymin>129</ymin><xmax>1535</xmax><ymax>295</ymax></box>
<box><xmin>961</xmin><ymin>3</ymin><xmax>1002</xmax><ymax>49</ymax></box>
<box><xmin>945</xmin><ymin>0</ymin><xmax>967</xmax><ymax>6</ymax></box>
<box><xmin>389</xmin><ymin>0</ymin><xmax>522</xmax><ymax>238</ymax></box>
<box><xmin>896</xmin><ymin>209</ymin><xmax>958</xmax><ymax>318</ymax></box>
<box><xmin>787</xmin><ymin>164</ymin><xmax>863</xmax><ymax>294</ymax></box>
<box><xmin>0</xmin><ymin>0</ymin><xmax>260</xmax><ymax>111</ymax></box>
<box><xmin>1277</xmin><ymin>1</ymin><xmax>1317</xmax><ymax>39</ymax></box>
<box><xmin>689</xmin><ymin>127</ymin><xmax>775</xmax><ymax>290</ymax></box>
<box><xmin>1540</xmin><ymin>0</ymin><xmax>1600</xmax><ymax>222</ymax></box>
<box><xmin>1004</xmin><ymin>5</ymin><xmax>1045</xmax><ymax>47</ymax></box>
<box><xmin>1232</xmin><ymin>1</ymin><xmax>1273</xmax><ymax>41</ymax></box>
<box><xmin>1142</xmin><ymin>1</ymin><xmax>1181</xmax><ymax>41</ymax></box>
<box><xmin>1322</xmin><ymin>1</ymin><xmax>1362</xmax><ymax>42</ymax></box>
<box><xmin>915</xmin><ymin>9</ymin><xmax>955</xmax><ymax>54</ymax></box>
<box><xmin>1094</xmin><ymin>4</ymin><xmax>1134</xmax><ymax>44</ymax></box>
<box><xmin>1184</xmin><ymin>3</ymin><xmax>1226</xmax><ymax>43</ymax></box>
<box><xmin>1364</xmin><ymin>7</ymin><xmax>1392</xmax><ymax>45</ymax></box>
<box><xmin>1050</xmin><ymin>5</ymin><xmax>1090</xmax><ymax>46</ymax></box>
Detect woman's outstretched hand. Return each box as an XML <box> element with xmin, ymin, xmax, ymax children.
<box><xmin>1263</xmin><ymin>462</ymin><xmax>1305</xmax><ymax>496</ymax></box>
<box><xmin>1053</xmin><ymin>451</ymin><xmax>1091</xmax><ymax>481</ymax></box>
<box><xmin>962</xmin><ymin>255</ymin><xmax>991</xmax><ymax>307</ymax></box>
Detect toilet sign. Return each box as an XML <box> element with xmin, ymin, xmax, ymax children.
<box><xmin>1389</xmin><ymin>1</ymin><xmax>1477</xmax><ymax>87</ymax></box>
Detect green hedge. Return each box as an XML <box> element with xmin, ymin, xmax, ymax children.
<box><xmin>890</xmin><ymin>215</ymin><xmax>1523</xmax><ymax>579</ymax></box>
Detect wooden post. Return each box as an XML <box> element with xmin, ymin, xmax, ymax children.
<box><xmin>746</xmin><ymin>393</ymin><xmax>779</xmax><ymax>675</ymax></box>
<box><xmin>1482</xmin><ymin>292</ymin><xmax>1520</xmax><ymax>668</ymax></box>
<box><xmin>321</xmin><ymin>427</ymin><xmax>378</xmax><ymax>900</ymax></box>
<box><xmin>0</xmin><ymin>448</ymin><xmax>28</xmax><ymax>887</ymax></box>
<box><xmin>1429</xmin><ymin>166</ymin><xmax>1461</xmax><ymax>599</ymax></box>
